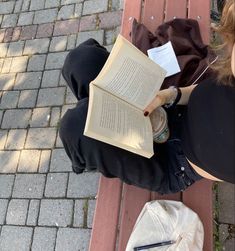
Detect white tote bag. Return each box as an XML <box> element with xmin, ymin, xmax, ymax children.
<box><xmin>125</xmin><ymin>200</ymin><xmax>204</xmax><ymax>251</ymax></box>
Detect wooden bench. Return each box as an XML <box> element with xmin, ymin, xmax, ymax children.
<box><xmin>89</xmin><ymin>0</ymin><xmax>213</xmax><ymax>250</ymax></box>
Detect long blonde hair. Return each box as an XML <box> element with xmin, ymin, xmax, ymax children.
<box><xmin>211</xmin><ymin>0</ymin><xmax>235</xmax><ymax>85</ymax></box>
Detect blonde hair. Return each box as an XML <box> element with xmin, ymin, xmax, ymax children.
<box><xmin>211</xmin><ymin>0</ymin><xmax>235</xmax><ymax>85</ymax></box>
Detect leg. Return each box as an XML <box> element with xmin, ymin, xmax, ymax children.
<box><xmin>62</xmin><ymin>38</ymin><xmax>109</xmax><ymax>100</ymax></box>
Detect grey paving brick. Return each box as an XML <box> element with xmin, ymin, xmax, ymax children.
<box><xmin>45</xmin><ymin>173</ymin><xmax>68</xmax><ymax>197</ymax></box>
<box><xmin>83</xmin><ymin>0</ymin><xmax>108</xmax><ymax>15</ymax></box>
<box><xmin>76</xmin><ymin>30</ymin><xmax>104</xmax><ymax>46</ymax></box>
<box><xmin>18</xmin><ymin>150</ymin><xmax>41</xmax><ymax>172</ymax></box>
<box><xmin>67</xmin><ymin>172</ymin><xmax>100</xmax><ymax>198</ymax></box>
<box><xmin>57</xmin><ymin>5</ymin><xmax>75</xmax><ymax>20</ymax></box>
<box><xmin>74</xmin><ymin>3</ymin><xmax>82</xmax><ymax>18</ymax></box>
<box><xmin>0</xmin><ymin>130</ymin><xmax>7</xmax><ymax>149</ymax></box>
<box><xmin>26</xmin><ymin>199</ymin><xmax>40</xmax><ymax>226</ymax></box>
<box><xmin>66</xmin><ymin>87</ymin><xmax>77</xmax><ymax>104</ymax></box>
<box><xmin>38</xmin><ymin>199</ymin><xmax>73</xmax><ymax>227</ymax></box>
<box><xmin>49</xmin><ymin>36</ymin><xmax>67</xmax><ymax>52</ymax></box>
<box><xmin>10</xmin><ymin>56</ymin><xmax>28</xmax><ymax>73</ymax></box>
<box><xmin>41</xmin><ymin>70</ymin><xmax>60</xmax><ymax>87</ymax></box>
<box><xmin>25</xmin><ymin>128</ymin><xmax>57</xmax><ymax>149</ymax></box>
<box><xmin>0</xmin><ymin>111</ymin><xmax>3</xmax><ymax>125</ymax></box>
<box><xmin>27</xmin><ymin>55</ymin><xmax>46</xmax><ymax>71</ymax></box>
<box><xmin>32</xmin><ymin>227</ymin><xmax>57</xmax><ymax>251</ymax></box>
<box><xmin>50</xmin><ymin>149</ymin><xmax>72</xmax><ymax>172</ymax></box>
<box><xmin>37</xmin><ymin>87</ymin><xmax>65</xmax><ymax>106</ymax></box>
<box><xmin>61</xmin><ymin>104</ymin><xmax>76</xmax><ymax>117</ymax></box>
<box><xmin>73</xmin><ymin>199</ymin><xmax>85</xmax><ymax>227</ymax></box>
<box><xmin>1</xmin><ymin>58</ymin><xmax>12</xmax><ymax>74</ymax></box>
<box><xmin>112</xmin><ymin>0</ymin><xmax>124</xmax><ymax>10</ymax></box>
<box><xmin>67</xmin><ymin>34</ymin><xmax>77</xmax><ymax>50</ymax></box>
<box><xmin>61</xmin><ymin>0</ymin><xmax>83</xmax><ymax>4</ymax></box>
<box><xmin>45</xmin><ymin>0</ymin><xmax>60</xmax><ymax>8</ymax></box>
<box><xmin>218</xmin><ymin>183</ymin><xmax>235</xmax><ymax>224</ymax></box>
<box><xmin>38</xmin><ymin>150</ymin><xmax>51</xmax><ymax>173</ymax></box>
<box><xmin>0</xmin><ymin>58</ymin><xmax>4</xmax><ymax>71</ymax></box>
<box><xmin>15</xmin><ymin>72</ymin><xmax>42</xmax><ymax>90</ymax></box>
<box><xmin>0</xmin><ymin>199</ymin><xmax>8</xmax><ymax>224</ymax></box>
<box><xmin>0</xmin><ymin>175</ymin><xmax>14</xmax><ymax>198</ymax></box>
<box><xmin>17</xmin><ymin>12</ymin><xmax>34</xmax><ymax>26</ymax></box>
<box><xmin>13</xmin><ymin>174</ymin><xmax>46</xmax><ymax>199</ymax></box>
<box><xmin>50</xmin><ymin>107</ymin><xmax>61</xmax><ymax>127</ymax></box>
<box><xmin>0</xmin><ymin>43</ymin><xmax>9</xmax><ymax>58</ymax></box>
<box><xmin>30</xmin><ymin>107</ymin><xmax>50</xmax><ymax>127</ymax></box>
<box><xmin>21</xmin><ymin>0</ymin><xmax>30</xmax><ymax>12</ymax></box>
<box><xmin>55</xmin><ymin>228</ymin><xmax>91</xmax><ymax>251</ymax></box>
<box><xmin>0</xmin><ymin>91</ymin><xmax>19</xmax><ymax>109</ymax></box>
<box><xmin>0</xmin><ymin>73</ymin><xmax>15</xmax><ymax>90</ymax></box>
<box><xmin>34</xmin><ymin>9</ymin><xmax>58</xmax><ymax>24</ymax></box>
<box><xmin>5</xmin><ymin>129</ymin><xmax>27</xmax><ymax>149</ymax></box>
<box><xmin>45</xmin><ymin>51</ymin><xmax>68</xmax><ymax>69</ymax></box>
<box><xmin>30</xmin><ymin>0</ymin><xmax>45</xmax><ymax>11</ymax></box>
<box><xmin>55</xmin><ymin>133</ymin><xmax>63</xmax><ymax>148</ymax></box>
<box><xmin>7</xmin><ymin>41</ymin><xmax>24</xmax><ymax>57</ymax></box>
<box><xmin>87</xmin><ymin>199</ymin><xmax>96</xmax><ymax>228</ymax></box>
<box><xmin>0</xmin><ymin>2</ymin><xmax>15</xmax><ymax>15</ymax></box>
<box><xmin>6</xmin><ymin>199</ymin><xmax>29</xmax><ymax>225</ymax></box>
<box><xmin>24</xmin><ymin>38</ymin><xmax>50</xmax><ymax>55</ymax></box>
<box><xmin>0</xmin><ymin>226</ymin><xmax>33</xmax><ymax>251</ymax></box>
<box><xmin>1</xmin><ymin>14</ymin><xmax>18</xmax><ymax>28</ymax></box>
<box><xmin>18</xmin><ymin>89</ymin><xmax>38</xmax><ymax>108</ymax></box>
<box><xmin>14</xmin><ymin>0</ymin><xmax>23</xmax><ymax>13</ymax></box>
<box><xmin>59</xmin><ymin>73</ymin><xmax>67</xmax><ymax>86</ymax></box>
<box><xmin>1</xmin><ymin>109</ymin><xmax>31</xmax><ymax>129</ymax></box>
<box><xmin>0</xmin><ymin>151</ymin><xmax>20</xmax><ymax>173</ymax></box>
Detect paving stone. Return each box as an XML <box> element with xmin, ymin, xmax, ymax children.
<box><xmin>24</xmin><ymin>38</ymin><xmax>50</xmax><ymax>55</ymax></box>
<box><xmin>6</xmin><ymin>199</ymin><xmax>29</xmax><ymax>225</ymax></box>
<box><xmin>13</xmin><ymin>174</ymin><xmax>46</xmax><ymax>198</ymax></box>
<box><xmin>18</xmin><ymin>89</ymin><xmax>38</xmax><ymax>108</ymax></box>
<box><xmin>25</xmin><ymin>128</ymin><xmax>56</xmax><ymax>149</ymax></box>
<box><xmin>3</xmin><ymin>28</ymin><xmax>14</xmax><ymax>43</ymax></box>
<box><xmin>1</xmin><ymin>109</ymin><xmax>31</xmax><ymax>129</ymax></box>
<box><xmin>45</xmin><ymin>0</ymin><xmax>60</xmax><ymax>8</ymax></box>
<box><xmin>83</xmin><ymin>0</ymin><xmax>108</xmax><ymax>15</ymax></box>
<box><xmin>38</xmin><ymin>150</ymin><xmax>51</xmax><ymax>173</ymax></box>
<box><xmin>37</xmin><ymin>87</ymin><xmax>65</xmax><ymax>106</ymax></box>
<box><xmin>219</xmin><ymin>224</ymin><xmax>229</xmax><ymax>242</ymax></box>
<box><xmin>57</xmin><ymin>5</ymin><xmax>75</xmax><ymax>20</ymax></box>
<box><xmin>87</xmin><ymin>199</ymin><xmax>96</xmax><ymax>228</ymax></box>
<box><xmin>34</xmin><ymin>9</ymin><xmax>58</xmax><ymax>24</ymax></box>
<box><xmin>26</xmin><ymin>199</ymin><xmax>40</xmax><ymax>226</ymax></box>
<box><xmin>36</xmin><ymin>23</ymin><xmax>54</xmax><ymax>38</ymax></box>
<box><xmin>10</xmin><ymin>56</ymin><xmax>28</xmax><ymax>73</ymax></box>
<box><xmin>76</xmin><ymin>30</ymin><xmax>104</xmax><ymax>46</ymax></box>
<box><xmin>61</xmin><ymin>104</ymin><xmax>75</xmax><ymax>117</ymax></box>
<box><xmin>49</xmin><ymin>36</ymin><xmax>67</xmax><ymax>52</ymax></box>
<box><xmin>61</xmin><ymin>0</ymin><xmax>83</xmax><ymax>4</ymax></box>
<box><xmin>50</xmin><ymin>149</ymin><xmax>72</xmax><ymax>172</ymax></box>
<box><xmin>0</xmin><ymin>175</ymin><xmax>14</xmax><ymax>198</ymax></box>
<box><xmin>0</xmin><ymin>110</ymin><xmax>3</xmax><ymax>124</ymax></box>
<box><xmin>45</xmin><ymin>173</ymin><xmax>68</xmax><ymax>197</ymax></box>
<box><xmin>55</xmin><ymin>134</ymin><xmax>63</xmax><ymax>148</ymax></box>
<box><xmin>45</xmin><ymin>52</ymin><xmax>68</xmax><ymax>69</ymax></box>
<box><xmin>32</xmin><ymin>227</ymin><xmax>57</xmax><ymax>251</ymax></box>
<box><xmin>21</xmin><ymin>0</ymin><xmax>30</xmax><ymax>12</ymax></box>
<box><xmin>20</xmin><ymin>25</ymin><xmax>37</xmax><ymax>40</ymax></box>
<box><xmin>0</xmin><ymin>43</ymin><xmax>9</xmax><ymax>58</ymax></box>
<box><xmin>222</xmin><ymin>237</ymin><xmax>235</xmax><ymax>251</ymax></box>
<box><xmin>55</xmin><ymin>228</ymin><xmax>91</xmax><ymax>251</ymax></box>
<box><xmin>0</xmin><ymin>90</ymin><xmax>19</xmax><ymax>109</ymax></box>
<box><xmin>0</xmin><ymin>73</ymin><xmax>15</xmax><ymax>90</ymax></box>
<box><xmin>11</xmin><ymin>27</ymin><xmax>21</xmax><ymax>41</ymax></box>
<box><xmin>0</xmin><ymin>226</ymin><xmax>33</xmax><ymax>251</ymax></box>
<box><xmin>27</xmin><ymin>55</ymin><xmax>46</xmax><ymax>71</ymax></box>
<box><xmin>1</xmin><ymin>14</ymin><xmax>18</xmax><ymax>28</ymax></box>
<box><xmin>41</xmin><ymin>70</ymin><xmax>60</xmax><ymax>87</ymax></box>
<box><xmin>30</xmin><ymin>107</ymin><xmax>50</xmax><ymax>127</ymax></box>
<box><xmin>67</xmin><ymin>34</ymin><xmax>77</xmax><ymax>50</ymax></box>
<box><xmin>73</xmin><ymin>199</ymin><xmax>85</xmax><ymax>227</ymax></box>
<box><xmin>66</xmin><ymin>87</ymin><xmax>77</xmax><ymax>104</ymax></box>
<box><xmin>7</xmin><ymin>41</ymin><xmax>24</xmax><ymax>57</ymax></box>
<box><xmin>0</xmin><ymin>151</ymin><xmax>20</xmax><ymax>173</ymax></box>
<box><xmin>112</xmin><ymin>0</ymin><xmax>124</xmax><ymax>10</ymax></box>
<box><xmin>79</xmin><ymin>15</ymin><xmax>97</xmax><ymax>32</ymax></box>
<box><xmin>0</xmin><ymin>130</ymin><xmax>7</xmax><ymax>149</ymax></box>
<box><xmin>0</xmin><ymin>199</ymin><xmax>8</xmax><ymax>224</ymax></box>
<box><xmin>74</xmin><ymin>3</ymin><xmax>82</xmax><ymax>18</ymax></box>
<box><xmin>0</xmin><ymin>29</ymin><xmax>5</xmax><ymax>43</ymax></box>
<box><xmin>14</xmin><ymin>0</ymin><xmax>23</xmax><ymax>13</ymax></box>
<box><xmin>18</xmin><ymin>150</ymin><xmax>41</xmax><ymax>172</ymax></box>
<box><xmin>0</xmin><ymin>2</ymin><xmax>15</xmax><ymax>15</ymax></box>
<box><xmin>1</xmin><ymin>58</ymin><xmax>12</xmax><ymax>73</ymax></box>
<box><xmin>50</xmin><ymin>107</ymin><xmax>61</xmax><ymax>127</ymax></box>
<box><xmin>30</xmin><ymin>0</ymin><xmax>45</xmax><ymax>11</ymax></box>
<box><xmin>5</xmin><ymin>129</ymin><xmax>27</xmax><ymax>149</ymax></box>
<box><xmin>0</xmin><ymin>58</ymin><xmax>3</xmax><ymax>71</ymax></box>
<box><xmin>38</xmin><ymin>199</ymin><xmax>73</xmax><ymax>227</ymax></box>
<box><xmin>105</xmin><ymin>27</ymin><xmax>119</xmax><ymax>45</ymax></box>
<box><xmin>14</xmin><ymin>72</ymin><xmax>42</xmax><ymax>89</ymax></box>
<box><xmin>218</xmin><ymin>182</ymin><xmax>235</xmax><ymax>224</ymax></box>
<box><xmin>98</xmin><ymin>11</ymin><xmax>122</xmax><ymax>29</ymax></box>
<box><xmin>53</xmin><ymin>19</ymin><xmax>79</xmax><ymax>36</ymax></box>
<box><xmin>17</xmin><ymin>12</ymin><xmax>34</xmax><ymax>26</ymax></box>
<box><xmin>67</xmin><ymin>172</ymin><xmax>100</xmax><ymax>198</ymax></box>
<box><xmin>59</xmin><ymin>73</ymin><xmax>67</xmax><ymax>86</ymax></box>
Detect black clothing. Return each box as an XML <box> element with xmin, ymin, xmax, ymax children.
<box><xmin>59</xmin><ymin>39</ymin><xmax>202</xmax><ymax>195</ymax></box>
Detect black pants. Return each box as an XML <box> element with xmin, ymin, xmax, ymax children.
<box><xmin>59</xmin><ymin>39</ymin><xmax>202</xmax><ymax>194</ymax></box>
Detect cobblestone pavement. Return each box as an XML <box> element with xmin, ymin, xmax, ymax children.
<box><xmin>0</xmin><ymin>0</ymin><xmax>123</xmax><ymax>250</ymax></box>
<box><xmin>0</xmin><ymin>0</ymin><xmax>234</xmax><ymax>251</ymax></box>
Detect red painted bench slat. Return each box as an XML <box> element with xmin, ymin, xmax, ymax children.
<box><xmin>165</xmin><ymin>0</ymin><xmax>187</xmax><ymax>21</ymax></box>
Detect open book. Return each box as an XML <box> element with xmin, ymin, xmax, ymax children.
<box><xmin>84</xmin><ymin>35</ymin><xmax>166</xmax><ymax>158</ymax></box>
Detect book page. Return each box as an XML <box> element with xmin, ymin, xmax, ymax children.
<box><xmin>84</xmin><ymin>84</ymin><xmax>154</xmax><ymax>158</ymax></box>
<box><xmin>92</xmin><ymin>35</ymin><xmax>166</xmax><ymax>110</ymax></box>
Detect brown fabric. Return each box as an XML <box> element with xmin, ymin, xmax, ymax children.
<box><xmin>131</xmin><ymin>18</ymin><xmax>217</xmax><ymax>89</ymax></box>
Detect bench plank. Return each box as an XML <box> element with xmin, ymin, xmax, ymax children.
<box><xmin>165</xmin><ymin>0</ymin><xmax>187</xmax><ymax>21</ymax></box>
